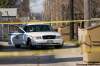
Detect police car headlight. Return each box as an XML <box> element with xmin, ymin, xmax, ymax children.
<box><xmin>36</xmin><ymin>36</ymin><xmax>42</xmax><ymax>39</ymax></box>
<box><xmin>56</xmin><ymin>36</ymin><xmax>61</xmax><ymax>39</ymax></box>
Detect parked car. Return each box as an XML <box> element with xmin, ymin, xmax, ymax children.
<box><xmin>9</xmin><ymin>24</ymin><xmax>64</xmax><ymax>48</ymax></box>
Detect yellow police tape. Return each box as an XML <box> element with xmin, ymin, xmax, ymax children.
<box><xmin>0</xmin><ymin>19</ymin><xmax>99</xmax><ymax>24</ymax></box>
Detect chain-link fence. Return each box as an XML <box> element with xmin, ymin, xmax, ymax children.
<box><xmin>0</xmin><ymin>24</ymin><xmax>22</xmax><ymax>41</ymax></box>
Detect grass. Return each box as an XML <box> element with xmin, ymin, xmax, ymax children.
<box><xmin>64</xmin><ymin>40</ymin><xmax>81</xmax><ymax>47</ymax></box>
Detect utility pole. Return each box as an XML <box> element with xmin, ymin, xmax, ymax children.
<box><xmin>70</xmin><ymin>0</ymin><xmax>74</xmax><ymax>40</ymax></box>
<box><xmin>84</xmin><ymin>0</ymin><xmax>91</xmax><ymax>27</ymax></box>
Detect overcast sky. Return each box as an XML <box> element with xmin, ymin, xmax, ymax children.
<box><xmin>30</xmin><ymin>0</ymin><xmax>44</xmax><ymax>13</ymax></box>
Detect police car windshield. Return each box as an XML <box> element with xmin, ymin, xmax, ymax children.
<box><xmin>23</xmin><ymin>25</ymin><xmax>53</xmax><ymax>32</ymax></box>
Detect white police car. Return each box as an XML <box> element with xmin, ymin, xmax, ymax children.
<box><xmin>9</xmin><ymin>24</ymin><xmax>64</xmax><ymax>48</ymax></box>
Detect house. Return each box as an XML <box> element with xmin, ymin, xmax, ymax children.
<box><xmin>0</xmin><ymin>8</ymin><xmax>17</xmax><ymax>22</ymax></box>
